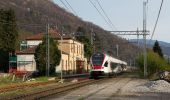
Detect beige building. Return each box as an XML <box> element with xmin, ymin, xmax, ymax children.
<box><xmin>57</xmin><ymin>39</ymin><xmax>88</xmax><ymax>74</ymax></box>
<box><xmin>16</xmin><ymin>30</ymin><xmax>89</xmax><ymax>74</ymax></box>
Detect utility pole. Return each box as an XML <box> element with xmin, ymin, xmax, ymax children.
<box><xmin>72</xmin><ymin>32</ymin><xmax>75</xmax><ymax>74</ymax></box>
<box><xmin>143</xmin><ymin>1</ymin><xmax>148</xmax><ymax>77</ymax></box>
<box><xmin>8</xmin><ymin>52</ymin><xmax>12</xmax><ymax>72</ymax></box>
<box><xmin>110</xmin><ymin>1</ymin><xmax>149</xmax><ymax>78</ymax></box>
<box><xmin>116</xmin><ymin>44</ymin><xmax>119</xmax><ymax>57</ymax></box>
<box><xmin>60</xmin><ymin>27</ymin><xmax>64</xmax><ymax>83</ymax></box>
<box><xmin>91</xmin><ymin>28</ymin><xmax>95</xmax><ymax>53</ymax></box>
<box><xmin>91</xmin><ymin>28</ymin><xmax>93</xmax><ymax>46</ymax></box>
<box><xmin>137</xmin><ymin>28</ymin><xmax>139</xmax><ymax>48</ymax></box>
<box><xmin>109</xmin><ymin>30</ymin><xmax>149</xmax><ymax>58</ymax></box>
<box><xmin>46</xmin><ymin>24</ymin><xmax>50</xmax><ymax>77</ymax></box>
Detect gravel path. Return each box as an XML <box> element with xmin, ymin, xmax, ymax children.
<box><xmin>50</xmin><ymin>78</ymin><xmax>170</xmax><ymax>100</ymax></box>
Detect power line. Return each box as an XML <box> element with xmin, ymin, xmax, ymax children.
<box><xmin>95</xmin><ymin>0</ymin><xmax>118</xmax><ymax>30</ymax></box>
<box><xmin>150</xmin><ymin>0</ymin><xmax>164</xmax><ymax>41</ymax></box>
<box><xmin>88</xmin><ymin>0</ymin><xmax>113</xmax><ymax>30</ymax></box>
<box><xmin>64</xmin><ymin>0</ymin><xmax>78</xmax><ymax>16</ymax></box>
<box><xmin>59</xmin><ymin>0</ymin><xmax>70</xmax><ymax>12</ymax></box>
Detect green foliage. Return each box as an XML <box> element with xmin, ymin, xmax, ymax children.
<box><xmin>34</xmin><ymin>36</ymin><xmax>61</xmax><ymax>76</ymax></box>
<box><xmin>0</xmin><ymin>9</ymin><xmax>18</xmax><ymax>51</ymax></box>
<box><xmin>137</xmin><ymin>50</ymin><xmax>170</xmax><ymax>77</ymax></box>
<box><xmin>153</xmin><ymin>40</ymin><xmax>163</xmax><ymax>58</ymax></box>
<box><xmin>35</xmin><ymin>76</ymin><xmax>50</xmax><ymax>82</ymax></box>
<box><xmin>0</xmin><ymin>75</ymin><xmax>23</xmax><ymax>86</ymax></box>
<box><xmin>76</xmin><ymin>27</ymin><xmax>93</xmax><ymax>59</ymax></box>
<box><xmin>0</xmin><ymin>9</ymin><xmax>18</xmax><ymax>72</ymax></box>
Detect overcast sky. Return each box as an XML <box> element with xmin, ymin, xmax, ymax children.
<box><xmin>53</xmin><ymin>0</ymin><xmax>170</xmax><ymax>43</ymax></box>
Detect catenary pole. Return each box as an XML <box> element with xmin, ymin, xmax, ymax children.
<box><xmin>143</xmin><ymin>1</ymin><xmax>148</xmax><ymax>77</ymax></box>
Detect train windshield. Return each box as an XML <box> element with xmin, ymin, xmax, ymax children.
<box><xmin>92</xmin><ymin>53</ymin><xmax>104</xmax><ymax>66</ymax></box>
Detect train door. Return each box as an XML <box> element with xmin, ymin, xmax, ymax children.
<box><xmin>103</xmin><ymin>61</ymin><xmax>109</xmax><ymax>73</ymax></box>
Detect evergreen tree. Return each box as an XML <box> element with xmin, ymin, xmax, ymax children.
<box><xmin>153</xmin><ymin>40</ymin><xmax>163</xmax><ymax>58</ymax></box>
<box><xmin>34</xmin><ymin>36</ymin><xmax>61</xmax><ymax>76</ymax></box>
<box><xmin>75</xmin><ymin>27</ymin><xmax>93</xmax><ymax>60</ymax></box>
<box><xmin>0</xmin><ymin>9</ymin><xmax>18</xmax><ymax>72</ymax></box>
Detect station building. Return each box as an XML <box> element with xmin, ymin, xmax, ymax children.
<box><xmin>14</xmin><ymin>30</ymin><xmax>89</xmax><ymax>74</ymax></box>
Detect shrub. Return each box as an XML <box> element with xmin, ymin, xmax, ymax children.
<box><xmin>137</xmin><ymin>50</ymin><xmax>170</xmax><ymax>77</ymax></box>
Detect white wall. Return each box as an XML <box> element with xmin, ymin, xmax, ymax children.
<box><xmin>27</xmin><ymin>40</ymin><xmax>42</xmax><ymax>47</ymax></box>
<box><xmin>55</xmin><ymin>53</ymin><xmax>69</xmax><ymax>73</ymax></box>
<box><xmin>17</xmin><ymin>54</ymin><xmax>36</xmax><ymax>71</ymax></box>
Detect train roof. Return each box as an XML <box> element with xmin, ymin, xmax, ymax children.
<box><xmin>91</xmin><ymin>52</ymin><xmax>127</xmax><ymax>65</ymax></box>
<box><xmin>104</xmin><ymin>53</ymin><xmax>127</xmax><ymax>65</ymax></box>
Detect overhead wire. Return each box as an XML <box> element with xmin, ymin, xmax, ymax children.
<box><xmin>59</xmin><ymin>0</ymin><xmax>70</xmax><ymax>12</ymax></box>
<box><xmin>64</xmin><ymin>0</ymin><xmax>78</xmax><ymax>16</ymax></box>
<box><xmin>88</xmin><ymin>0</ymin><xmax>114</xmax><ymax>30</ymax></box>
<box><xmin>150</xmin><ymin>0</ymin><xmax>164</xmax><ymax>41</ymax></box>
<box><xmin>95</xmin><ymin>0</ymin><xmax>118</xmax><ymax>31</ymax></box>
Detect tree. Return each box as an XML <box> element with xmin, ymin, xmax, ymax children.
<box><xmin>137</xmin><ymin>50</ymin><xmax>170</xmax><ymax>77</ymax></box>
<box><xmin>0</xmin><ymin>9</ymin><xmax>18</xmax><ymax>72</ymax></box>
<box><xmin>75</xmin><ymin>27</ymin><xmax>93</xmax><ymax>60</ymax></box>
<box><xmin>34</xmin><ymin>36</ymin><xmax>61</xmax><ymax>76</ymax></box>
<box><xmin>153</xmin><ymin>40</ymin><xmax>163</xmax><ymax>58</ymax></box>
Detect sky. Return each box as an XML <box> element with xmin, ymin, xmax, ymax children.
<box><xmin>53</xmin><ymin>0</ymin><xmax>170</xmax><ymax>43</ymax></box>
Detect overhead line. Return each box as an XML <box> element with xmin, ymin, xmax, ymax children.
<box><xmin>64</xmin><ymin>0</ymin><xmax>78</xmax><ymax>16</ymax></box>
<box><xmin>96</xmin><ymin>0</ymin><xmax>118</xmax><ymax>30</ymax></box>
<box><xmin>59</xmin><ymin>0</ymin><xmax>70</xmax><ymax>12</ymax></box>
<box><xmin>88</xmin><ymin>0</ymin><xmax>113</xmax><ymax>30</ymax></box>
<box><xmin>150</xmin><ymin>0</ymin><xmax>164</xmax><ymax>41</ymax></box>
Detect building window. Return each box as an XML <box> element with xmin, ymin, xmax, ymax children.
<box><xmin>79</xmin><ymin>45</ymin><xmax>81</xmax><ymax>54</ymax></box>
<box><xmin>74</xmin><ymin>44</ymin><xmax>75</xmax><ymax>53</ymax></box>
<box><xmin>70</xmin><ymin>61</ymin><xmax>72</xmax><ymax>70</ymax></box>
<box><xmin>77</xmin><ymin>45</ymin><xmax>78</xmax><ymax>54</ymax></box>
<box><xmin>81</xmin><ymin>45</ymin><xmax>83</xmax><ymax>55</ymax></box>
<box><xmin>66</xmin><ymin>60</ymin><xmax>67</xmax><ymax>71</ymax></box>
<box><xmin>71</xmin><ymin>44</ymin><xmax>73</xmax><ymax>52</ymax></box>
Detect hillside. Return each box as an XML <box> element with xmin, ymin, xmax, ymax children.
<box><xmin>0</xmin><ymin>0</ymin><xmax>140</xmax><ymax>61</ymax></box>
<box><xmin>130</xmin><ymin>39</ymin><xmax>170</xmax><ymax>56</ymax></box>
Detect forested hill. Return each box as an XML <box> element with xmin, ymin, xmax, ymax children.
<box><xmin>0</xmin><ymin>0</ymin><xmax>140</xmax><ymax>61</ymax></box>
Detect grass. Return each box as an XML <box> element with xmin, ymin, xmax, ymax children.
<box><xmin>0</xmin><ymin>83</ymin><xmax>48</xmax><ymax>98</ymax></box>
<box><xmin>0</xmin><ymin>75</ymin><xmax>23</xmax><ymax>86</ymax></box>
<box><xmin>34</xmin><ymin>76</ymin><xmax>50</xmax><ymax>81</ymax></box>
<box><xmin>0</xmin><ymin>75</ymin><xmax>58</xmax><ymax>88</ymax></box>
<box><xmin>0</xmin><ymin>77</ymin><xmax>63</xmax><ymax>98</ymax></box>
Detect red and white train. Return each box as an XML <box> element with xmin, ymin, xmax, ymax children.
<box><xmin>90</xmin><ymin>52</ymin><xmax>127</xmax><ymax>78</ymax></box>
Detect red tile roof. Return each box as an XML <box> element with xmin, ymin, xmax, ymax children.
<box><xmin>26</xmin><ymin>29</ymin><xmax>72</xmax><ymax>40</ymax></box>
<box><xmin>26</xmin><ymin>33</ymin><xmax>45</xmax><ymax>40</ymax></box>
<box><xmin>16</xmin><ymin>46</ymin><xmax>37</xmax><ymax>54</ymax></box>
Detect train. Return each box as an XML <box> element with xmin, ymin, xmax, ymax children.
<box><xmin>90</xmin><ymin>52</ymin><xmax>127</xmax><ymax>78</ymax></box>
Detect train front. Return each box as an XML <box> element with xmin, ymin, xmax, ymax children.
<box><xmin>90</xmin><ymin>52</ymin><xmax>106</xmax><ymax>78</ymax></box>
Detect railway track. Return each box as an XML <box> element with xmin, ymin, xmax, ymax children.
<box><xmin>0</xmin><ymin>74</ymin><xmax>89</xmax><ymax>93</ymax></box>
<box><xmin>3</xmin><ymin>78</ymin><xmax>110</xmax><ymax>100</ymax></box>
<box><xmin>1</xmin><ymin>72</ymin><xmax>136</xmax><ymax>100</ymax></box>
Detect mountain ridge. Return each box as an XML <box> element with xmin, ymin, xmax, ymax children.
<box><xmin>130</xmin><ymin>39</ymin><xmax>170</xmax><ymax>56</ymax></box>
<box><xmin>0</xmin><ymin>0</ymin><xmax>140</xmax><ymax>61</ymax></box>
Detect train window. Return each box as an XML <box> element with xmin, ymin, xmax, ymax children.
<box><xmin>110</xmin><ymin>63</ymin><xmax>117</xmax><ymax>69</ymax></box>
<box><xmin>92</xmin><ymin>53</ymin><xmax>104</xmax><ymax>66</ymax></box>
<box><xmin>104</xmin><ymin>61</ymin><xmax>108</xmax><ymax>67</ymax></box>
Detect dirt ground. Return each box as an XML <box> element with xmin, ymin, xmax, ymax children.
<box><xmin>50</xmin><ymin>78</ymin><xmax>170</xmax><ymax>100</ymax></box>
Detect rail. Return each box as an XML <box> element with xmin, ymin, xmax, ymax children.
<box><xmin>4</xmin><ymin>78</ymin><xmax>109</xmax><ymax>100</ymax></box>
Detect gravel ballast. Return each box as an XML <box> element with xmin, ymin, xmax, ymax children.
<box><xmin>130</xmin><ymin>80</ymin><xmax>170</xmax><ymax>92</ymax></box>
